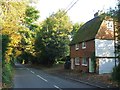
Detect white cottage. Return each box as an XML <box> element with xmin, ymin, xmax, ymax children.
<box><xmin>70</xmin><ymin>14</ymin><xmax>118</xmax><ymax>74</ymax></box>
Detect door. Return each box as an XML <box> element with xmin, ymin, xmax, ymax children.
<box><xmin>71</xmin><ymin>58</ymin><xmax>74</xmax><ymax>70</ymax></box>
<box><xmin>89</xmin><ymin>58</ymin><xmax>93</xmax><ymax>72</ymax></box>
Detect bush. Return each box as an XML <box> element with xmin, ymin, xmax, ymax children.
<box><xmin>2</xmin><ymin>61</ymin><xmax>14</xmax><ymax>88</ymax></box>
<box><xmin>2</xmin><ymin>35</ymin><xmax>14</xmax><ymax>88</ymax></box>
<box><xmin>112</xmin><ymin>63</ymin><xmax>120</xmax><ymax>86</ymax></box>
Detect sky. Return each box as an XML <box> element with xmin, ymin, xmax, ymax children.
<box><xmin>33</xmin><ymin>0</ymin><xmax>117</xmax><ymax>23</ymax></box>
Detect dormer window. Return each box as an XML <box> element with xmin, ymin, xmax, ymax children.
<box><xmin>75</xmin><ymin>44</ymin><xmax>79</xmax><ymax>50</ymax></box>
<box><xmin>82</xmin><ymin>42</ymin><xmax>86</xmax><ymax>49</ymax></box>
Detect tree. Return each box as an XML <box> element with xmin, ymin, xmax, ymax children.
<box><xmin>109</xmin><ymin>0</ymin><xmax>120</xmax><ymax>86</ymax></box>
<box><xmin>117</xmin><ymin>1</ymin><xmax>120</xmax><ymax>62</ymax></box>
<box><xmin>17</xmin><ymin>6</ymin><xmax>40</xmax><ymax>64</ymax></box>
<box><xmin>35</xmin><ymin>10</ymin><xmax>73</xmax><ymax>65</ymax></box>
<box><xmin>71</xmin><ymin>22</ymin><xmax>84</xmax><ymax>40</ymax></box>
<box><xmin>1</xmin><ymin>0</ymin><xmax>27</xmax><ymax>63</ymax></box>
<box><xmin>1</xmin><ymin>0</ymin><xmax>28</xmax><ymax>87</ymax></box>
<box><xmin>24</xmin><ymin>6</ymin><xmax>39</xmax><ymax>27</ymax></box>
<box><xmin>2</xmin><ymin>35</ymin><xmax>13</xmax><ymax>87</ymax></box>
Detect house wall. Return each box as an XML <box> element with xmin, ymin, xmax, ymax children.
<box><xmin>95</xmin><ymin>20</ymin><xmax>114</xmax><ymax>40</ymax></box>
<box><xmin>70</xmin><ymin>40</ymin><xmax>95</xmax><ymax>72</ymax></box>
<box><xmin>98</xmin><ymin>58</ymin><xmax>116</xmax><ymax>74</ymax></box>
<box><xmin>70</xmin><ymin>16</ymin><xmax>115</xmax><ymax>74</ymax></box>
<box><xmin>95</xmin><ymin>39</ymin><xmax>115</xmax><ymax>57</ymax></box>
<box><xmin>70</xmin><ymin>40</ymin><xmax>95</xmax><ymax>58</ymax></box>
<box><xmin>95</xmin><ymin>39</ymin><xmax>116</xmax><ymax>74</ymax></box>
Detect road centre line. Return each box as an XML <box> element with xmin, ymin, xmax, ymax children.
<box><xmin>28</xmin><ymin>69</ymin><xmax>48</xmax><ymax>82</ymax></box>
<box><xmin>30</xmin><ymin>71</ymin><xmax>35</xmax><ymax>74</ymax></box>
<box><xmin>27</xmin><ymin>68</ymin><xmax>62</xmax><ymax>89</ymax></box>
<box><xmin>36</xmin><ymin>75</ymin><xmax>48</xmax><ymax>82</ymax></box>
<box><xmin>26</xmin><ymin>68</ymin><xmax>29</xmax><ymax>70</ymax></box>
<box><xmin>53</xmin><ymin>85</ymin><xmax>62</xmax><ymax>90</ymax></box>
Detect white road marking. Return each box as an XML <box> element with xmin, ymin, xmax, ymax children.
<box><xmin>53</xmin><ymin>85</ymin><xmax>62</xmax><ymax>90</ymax></box>
<box><xmin>26</xmin><ymin>68</ymin><xmax>29</xmax><ymax>70</ymax></box>
<box><xmin>36</xmin><ymin>75</ymin><xmax>48</xmax><ymax>82</ymax></box>
<box><xmin>16</xmin><ymin>68</ymin><xmax>24</xmax><ymax>70</ymax></box>
<box><xmin>30</xmin><ymin>71</ymin><xmax>35</xmax><ymax>74</ymax></box>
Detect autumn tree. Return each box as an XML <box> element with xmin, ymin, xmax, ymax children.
<box><xmin>117</xmin><ymin>1</ymin><xmax>120</xmax><ymax>63</ymax></box>
<box><xmin>1</xmin><ymin>0</ymin><xmax>28</xmax><ymax>87</ymax></box>
<box><xmin>108</xmin><ymin>0</ymin><xmax>120</xmax><ymax>86</ymax></box>
<box><xmin>1</xmin><ymin>0</ymin><xmax>27</xmax><ymax>62</ymax></box>
<box><xmin>17</xmin><ymin>6</ymin><xmax>40</xmax><ymax>64</ymax></box>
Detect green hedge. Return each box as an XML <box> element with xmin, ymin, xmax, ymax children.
<box><xmin>2</xmin><ymin>35</ymin><xmax>14</xmax><ymax>88</ymax></box>
<box><xmin>2</xmin><ymin>61</ymin><xmax>14</xmax><ymax>88</ymax></box>
<box><xmin>112</xmin><ymin>63</ymin><xmax>120</xmax><ymax>86</ymax></box>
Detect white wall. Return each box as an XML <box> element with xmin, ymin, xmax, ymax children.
<box><xmin>95</xmin><ymin>39</ymin><xmax>117</xmax><ymax>74</ymax></box>
<box><xmin>99</xmin><ymin>58</ymin><xmax>117</xmax><ymax>74</ymax></box>
<box><xmin>95</xmin><ymin>39</ymin><xmax>115</xmax><ymax>57</ymax></box>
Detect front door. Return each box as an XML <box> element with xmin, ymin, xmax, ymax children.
<box><xmin>71</xmin><ymin>58</ymin><xmax>74</xmax><ymax>70</ymax></box>
<box><xmin>89</xmin><ymin>58</ymin><xmax>93</xmax><ymax>72</ymax></box>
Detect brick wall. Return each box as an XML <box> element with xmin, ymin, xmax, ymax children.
<box><xmin>70</xmin><ymin>40</ymin><xmax>95</xmax><ymax>72</ymax></box>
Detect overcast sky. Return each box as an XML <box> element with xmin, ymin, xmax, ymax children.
<box><xmin>33</xmin><ymin>0</ymin><xmax>117</xmax><ymax>23</ymax></box>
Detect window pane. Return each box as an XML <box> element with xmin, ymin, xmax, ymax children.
<box><xmin>82</xmin><ymin>57</ymin><xmax>87</xmax><ymax>66</ymax></box>
<box><xmin>75</xmin><ymin>57</ymin><xmax>80</xmax><ymax>65</ymax></box>
<box><xmin>82</xmin><ymin>42</ymin><xmax>86</xmax><ymax>49</ymax></box>
<box><xmin>75</xmin><ymin>44</ymin><xmax>79</xmax><ymax>50</ymax></box>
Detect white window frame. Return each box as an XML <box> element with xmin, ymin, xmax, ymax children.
<box><xmin>75</xmin><ymin>57</ymin><xmax>80</xmax><ymax>65</ymax></box>
<box><xmin>75</xmin><ymin>44</ymin><xmax>79</xmax><ymax>50</ymax></box>
<box><xmin>82</xmin><ymin>42</ymin><xmax>86</xmax><ymax>49</ymax></box>
<box><xmin>106</xmin><ymin>21</ymin><xmax>113</xmax><ymax>31</ymax></box>
<box><xmin>82</xmin><ymin>57</ymin><xmax>87</xmax><ymax>66</ymax></box>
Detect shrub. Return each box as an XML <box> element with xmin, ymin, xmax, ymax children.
<box><xmin>2</xmin><ymin>35</ymin><xmax>14</xmax><ymax>88</ymax></box>
<box><xmin>2</xmin><ymin>61</ymin><xmax>14</xmax><ymax>88</ymax></box>
<box><xmin>111</xmin><ymin>63</ymin><xmax>120</xmax><ymax>86</ymax></box>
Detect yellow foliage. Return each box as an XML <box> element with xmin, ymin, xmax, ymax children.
<box><xmin>6</xmin><ymin>48</ymin><xmax>13</xmax><ymax>56</ymax></box>
<box><xmin>9</xmin><ymin>33</ymin><xmax>22</xmax><ymax>47</ymax></box>
<box><xmin>22</xmin><ymin>60</ymin><xmax>25</xmax><ymax>64</ymax></box>
<box><xmin>4</xmin><ymin>53</ymin><xmax>9</xmax><ymax>63</ymax></box>
<box><xmin>1</xmin><ymin>1</ymin><xmax>27</xmax><ymax>34</ymax></box>
<box><xmin>1</xmin><ymin>0</ymin><xmax>28</xmax><ymax>63</ymax></box>
<box><xmin>15</xmin><ymin>50</ymin><xmax>22</xmax><ymax>57</ymax></box>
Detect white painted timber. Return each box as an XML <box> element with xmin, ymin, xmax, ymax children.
<box><xmin>99</xmin><ymin>58</ymin><xmax>116</xmax><ymax>74</ymax></box>
<box><xmin>95</xmin><ymin>39</ymin><xmax>117</xmax><ymax>74</ymax></box>
<box><xmin>95</xmin><ymin>39</ymin><xmax>115</xmax><ymax>57</ymax></box>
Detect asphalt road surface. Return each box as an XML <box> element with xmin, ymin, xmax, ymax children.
<box><xmin>14</xmin><ymin>63</ymin><xmax>96</xmax><ymax>89</ymax></box>
<box><xmin>0</xmin><ymin>62</ymin><xmax>1</xmax><ymax>82</ymax></box>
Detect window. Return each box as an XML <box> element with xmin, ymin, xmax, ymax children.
<box><xmin>106</xmin><ymin>21</ymin><xmax>113</xmax><ymax>31</ymax></box>
<box><xmin>75</xmin><ymin>57</ymin><xmax>80</xmax><ymax>65</ymax></box>
<box><xmin>82</xmin><ymin>57</ymin><xmax>87</xmax><ymax>66</ymax></box>
<box><xmin>75</xmin><ymin>44</ymin><xmax>79</xmax><ymax>50</ymax></box>
<box><xmin>82</xmin><ymin>42</ymin><xmax>86</xmax><ymax>49</ymax></box>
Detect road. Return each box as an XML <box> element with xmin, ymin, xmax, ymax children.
<box><xmin>0</xmin><ymin>62</ymin><xmax>1</xmax><ymax>81</ymax></box>
<box><xmin>14</xmin><ymin>63</ymin><xmax>96</xmax><ymax>89</ymax></box>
